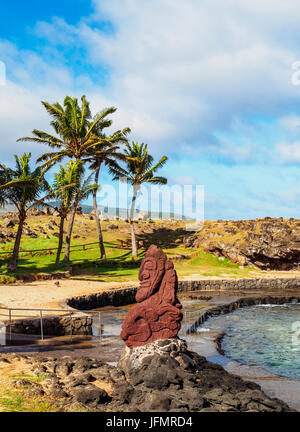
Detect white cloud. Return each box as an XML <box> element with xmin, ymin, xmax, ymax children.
<box><xmin>279</xmin><ymin>114</ymin><xmax>300</xmax><ymax>131</ymax></box>
<box><xmin>275</xmin><ymin>141</ymin><xmax>300</xmax><ymax>162</ymax></box>
<box><xmin>78</xmin><ymin>0</ymin><xmax>300</xmax><ymax>153</ymax></box>
<box><xmin>1</xmin><ymin>0</ymin><xmax>300</xmax><ymax>168</ymax></box>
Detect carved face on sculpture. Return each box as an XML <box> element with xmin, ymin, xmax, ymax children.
<box><xmin>121</xmin><ymin>244</ymin><xmax>183</xmax><ymax>347</ymax></box>
<box><xmin>136</xmin><ymin>245</ymin><xmax>167</xmax><ymax>302</ymax></box>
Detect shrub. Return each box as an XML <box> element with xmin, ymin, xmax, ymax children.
<box><xmin>0</xmin><ymin>275</ymin><xmax>17</xmax><ymax>284</ymax></box>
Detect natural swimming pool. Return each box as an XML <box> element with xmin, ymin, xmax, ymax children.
<box><xmin>198</xmin><ymin>303</ymin><xmax>300</xmax><ymax>380</ymax></box>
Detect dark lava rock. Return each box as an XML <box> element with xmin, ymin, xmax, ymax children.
<box><xmin>111</xmin><ymin>382</ymin><xmax>133</xmax><ymax>405</ymax></box>
<box><xmin>54</xmin><ymin>361</ymin><xmax>74</xmax><ymax>377</ymax></box>
<box><xmin>117</xmin><ymin>338</ymin><xmax>292</xmax><ymax>412</ymax></box>
<box><xmin>71</xmin><ymin>357</ymin><xmax>103</xmax><ymax>373</ymax></box>
<box><xmin>70</xmin><ymin>385</ymin><xmax>110</xmax><ymax>406</ymax></box>
<box><xmin>19</xmin><ymin>341</ymin><xmax>293</xmax><ymax>413</ymax></box>
<box><xmin>12</xmin><ymin>379</ymin><xmax>45</xmax><ymax>396</ymax></box>
<box><xmin>143</xmin><ymin>392</ymin><xmax>171</xmax><ymax>411</ymax></box>
<box><xmin>48</xmin><ymin>385</ymin><xmax>68</xmax><ymax>398</ymax></box>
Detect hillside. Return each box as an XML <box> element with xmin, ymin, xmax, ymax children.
<box><xmin>0</xmin><ymin>213</ymin><xmax>299</xmax><ymax>280</ymax></box>
<box><xmin>0</xmin><ymin>211</ymin><xmax>266</xmax><ymax>281</ymax></box>
<box><xmin>185</xmin><ymin>218</ymin><xmax>300</xmax><ymax>270</ymax></box>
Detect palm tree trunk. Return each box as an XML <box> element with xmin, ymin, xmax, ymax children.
<box><xmin>93</xmin><ymin>165</ymin><xmax>106</xmax><ymax>259</ymax></box>
<box><xmin>130</xmin><ymin>184</ymin><xmax>138</xmax><ymax>259</ymax></box>
<box><xmin>55</xmin><ymin>216</ymin><xmax>65</xmax><ymax>269</ymax></box>
<box><xmin>64</xmin><ymin>203</ymin><xmax>77</xmax><ymax>262</ymax></box>
<box><xmin>10</xmin><ymin>212</ymin><xmax>25</xmax><ymax>272</ymax></box>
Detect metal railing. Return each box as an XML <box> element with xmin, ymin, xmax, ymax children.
<box><xmin>0</xmin><ymin>306</ymin><xmax>101</xmax><ymax>343</ymax></box>
<box><xmin>182</xmin><ymin>309</ymin><xmax>205</xmax><ymax>335</ymax></box>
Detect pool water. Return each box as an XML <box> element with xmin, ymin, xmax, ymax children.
<box><xmin>218</xmin><ymin>303</ymin><xmax>300</xmax><ymax>379</ymax></box>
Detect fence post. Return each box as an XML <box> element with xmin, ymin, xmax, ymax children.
<box><xmin>185</xmin><ymin>311</ymin><xmax>188</xmax><ymax>336</ymax></box>
<box><xmin>40</xmin><ymin>310</ymin><xmax>44</xmax><ymax>340</ymax></box>
<box><xmin>70</xmin><ymin>312</ymin><xmax>73</xmax><ymax>342</ymax></box>
<box><xmin>9</xmin><ymin>309</ymin><xmax>12</xmax><ymax>341</ymax></box>
<box><xmin>98</xmin><ymin>312</ymin><xmax>101</xmax><ymax>342</ymax></box>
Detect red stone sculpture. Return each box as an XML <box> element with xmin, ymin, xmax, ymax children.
<box><xmin>120</xmin><ymin>245</ymin><xmax>183</xmax><ymax>348</ymax></box>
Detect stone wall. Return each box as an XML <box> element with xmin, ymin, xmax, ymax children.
<box><xmin>67</xmin><ymin>287</ymin><xmax>138</xmax><ymax>310</ymax></box>
<box><xmin>67</xmin><ymin>277</ymin><xmax>300</xmax><ymax>311</ymax></box>
<box><xmin>18</xmin><ymin>271</ymin><xmax>71</xmax><ymax>283</ymax></box>
<box><xmin>178</xmin><ymin>277</ymin><xmax>300</xmax><ymax>292</ymax></box>
<box><xmin>187</xmin><ymin>294</ymin><xmax>300</xmax><ymax>334</ymax></box>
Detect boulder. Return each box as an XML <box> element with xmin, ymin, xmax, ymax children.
<box><xmin>27</xmin><ymin>208</ymin><xmax>45</xmax><ymax>216</ymax></box>
<box><xmin>117</xmin><ymin>338</ymin><xmax>292</xmax><ymax>412</ymax></box>
<box><xmin>3</xmin><ymin>217</ymin><xmax>16</xmax><ymax>228</ymax></box>
<box><xmin>70</xmin><ymin>385</ymin><xmax>110</xmax><ymax>406</ymax></box>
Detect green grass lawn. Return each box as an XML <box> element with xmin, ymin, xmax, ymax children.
<box><xmin>0</xmin><ymin>235</ymin><xmax>144</xmax><ymax>281</ymax></box>
<box><xmin>0</xmin><ymin>237</ymin><xmax>262</xmax><ymax>283</ymax></box>
<box><xmin>173</xmin><ymin>248</ymin><xmax>260</xmax><ymax>278</ymax></box>
<box><xmin>0</xmin><ymin>215</ymin><xmax>264</xmax><ymax>283</ymax></box>
<box><xmin>0</xmin><ymin>366</ymin><xmax>86</xmax><ymax>412</ymax></box>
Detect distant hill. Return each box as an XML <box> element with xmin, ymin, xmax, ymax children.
<box><xmin>0</xmin><ymin>203</ymin><xmax>193</xmax><ymax>220</ymax></box>
<box><xmin>80</xmin><ymin>204</ymin><xmax>193</xmax><ymax>220</ymax></box>
<box><xmin>0</xmin><ymin>204</ymin><xmax>16</xmax><ymax>215</ymax></box>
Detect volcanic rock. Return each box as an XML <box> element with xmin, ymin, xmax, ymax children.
<box><xmin>186</xmin><ymin>218</ymin><xmax>300</xmax><ymax>270</ymax></box>
<box><xmin>3</xmin><ymin>217</ymin><xmax>16</xmax><ymax>228</ymax></box>
<box><xmin>117</xmin><ymin>338</ymin><xmax>291</xmax><ymax>412</ymax></box>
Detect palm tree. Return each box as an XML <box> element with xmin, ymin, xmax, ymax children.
<box><xmin>17</xmin><ymin>96</ymin><xmax>130</xmax><ymax>259</ymax></box>
<box><xmin>0</xmin><ymin>153</ymin><xmax>49</xmax><ymax>272</ymax></box>
<box><xmin>0</xmin><ymin>165</ymin><xmax>36</xmax><ymax>208</ymax></box>
<box><xmin>87</xmin><ymin>127</ymin><xmax>130</xmax><ymax>259</ymax></box>
<box><xmin>0</xmin><ymin>165</ymin><xmax>9</xmax><ymax>208</ymax></box>
<box><xmin>47</xmin><ymin>160</ymin><xmax>82</xmax><ymax>269</ymax></box>
<box><xmin>17</xmin><ymin>96</ymin><xmax>130</xmax><ymax>167</ymax></box>
<box><xmin>109</xmin><ymin>142</ymin><xmax>168</xmax><ymax>258</ymax></box>
<box><xmin>63</xmin><ymin>169</ymin><xmax>98</xmax><ymax>262</ymax></box>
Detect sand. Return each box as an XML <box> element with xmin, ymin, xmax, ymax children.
<box><xmin>0</xmin><ymin>279</ymin><xmax>136</xmax><ymax>317</ymax></box>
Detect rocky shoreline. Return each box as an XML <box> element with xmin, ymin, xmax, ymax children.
<box><xmin>1</xmin><ymin>338</ymin><xmax>293</xmax><ymax>412</ymax></box>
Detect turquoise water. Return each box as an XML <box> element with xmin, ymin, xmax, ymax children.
<box><xmin>220</xmin><ymin>303</ymin><xmax>300</xmax><ymax>379</ymax></box>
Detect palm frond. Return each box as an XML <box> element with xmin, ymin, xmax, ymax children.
<box><xmin>142</xmin><ymin>156</ymin><xmax>168</xmax><ymax>178</ymax></box>
<box><xmin>145</xmin><ymin>176</ymin><xmax>168</xmax><ymax>185</ymax></box>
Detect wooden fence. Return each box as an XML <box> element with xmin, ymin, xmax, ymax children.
<box><xmin>0</xmin><ymin>241</ymin><xmax>100</xmax><ymax>258</ymax></box>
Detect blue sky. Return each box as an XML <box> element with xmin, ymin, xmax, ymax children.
<box><xmin>0</xmin><ymin>0</ymin><xmax>300</xmax><ymax>220</ymax></box>
<box><xmin>0</xmin><ymin>1</ymin><xmax>93</xmax><ymax>40</ymax></box>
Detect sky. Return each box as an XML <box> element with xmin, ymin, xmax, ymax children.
<box><xmin>0</xmin><ymin>0</ymin><xmax>300</xmax><ymax>220</ymax></box>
